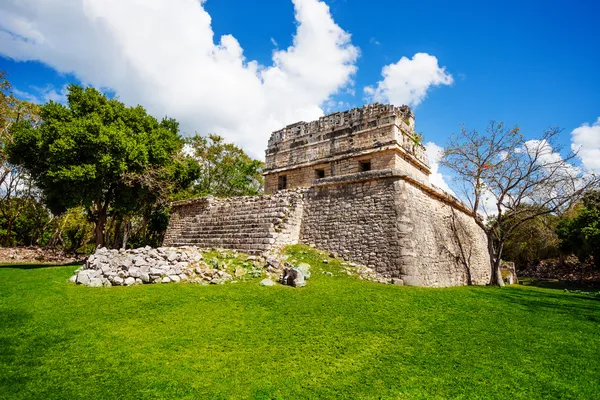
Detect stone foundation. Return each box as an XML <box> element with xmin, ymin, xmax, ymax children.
<box><xmin>164</xmin><ymin>169</ymin><xmax>491</xmax><ymax>287</ymax></box>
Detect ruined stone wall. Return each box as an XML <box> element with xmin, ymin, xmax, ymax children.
<box><xmin>163</xmin><ymin>190</ymin><xmax>305</xmax><ymax>254</ymax></box>
<box><xmin>165</xmin><ymin>171</ymin><xmax>491</xmax><ymax>287</ymax></box>
<box><xmin>264</xmin><ymin>150</ymin><xmax>401</xmax><ymax>194</ymax></box>
<box><xmin>300</xmin><ymin>172</ymin><xmax>401</xmax><ymax>273</ymax></box>
<box><xmin>265</xmin><ymin>124</ymin><xmax>397</xmax><ymax>171</ymax></box>
<box><xmin>393</xmin><ymin>180</ymin><xmax>491</xmax><ymax>286</ymax></box>
<box><xmin>299</xmin><ymin>170</ymin><xmax>491</xmax><ymax>287</ymax></box>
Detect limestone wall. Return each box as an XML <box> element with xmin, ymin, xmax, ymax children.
<box><xmin>393</xmin><ymin>180</ymin><xmax>491</xmax><ymax>286</ymax></box>
<box><xmin>299</xmin><ymin>170</ymin><xmax>491</xmax><ymax>287</ymax></box>
<box><xmin>264</xmin><ymin>148</ymin><xmax>430</xmax><ymax>194</ymax></box>
<box><xmin>300</xmin><ymin>172</ymin><xmax>400</xmax><ymax>273</ymax></box>
<box><xmin>163</xmin><ymin>190</ymin><xmax>305</xmax><ymax>254</ymax></box>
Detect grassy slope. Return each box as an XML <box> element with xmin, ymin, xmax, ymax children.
<box><xmin>0</xmin><ymin>245</ymin><xmax>599</xmax><ymax>400</ymax></box>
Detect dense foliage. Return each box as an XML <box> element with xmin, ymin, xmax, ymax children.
<box><xmin>7</xmin><ymin>84</ymin><xmax>199</xmax><ymax>246</ymax></box>
<box><xmin>498</xmin><ymin>210</ymin><xmax>560</xmax><ymax>268</ymax></box>
<box><xmin>178</xmin><ymin>133</ymin><xmax>264</xmax><ymax>199</ymax></box>
<box><xmin>557</xmin><ymin>191</ymin><xmax>600</xmax><ymax>268</ymax></box>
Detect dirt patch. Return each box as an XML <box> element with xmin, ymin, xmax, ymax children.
<box><xmin>0</xmin><ymin>247</ymin><xmax>85</xmax><ymax>265</ymax></box>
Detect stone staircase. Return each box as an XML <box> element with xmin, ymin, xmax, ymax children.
<box><xmin>163</xmin><ymin>190</ymin><xmax>305</xmax><ymax>254</ymax></box>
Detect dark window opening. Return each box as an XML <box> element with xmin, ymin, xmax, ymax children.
<box><xmin>315</xmin><ymin>169</ymin><xmax>325</xmax><ymax>179</ymax></box>
<box><xmin>359</xmin><ymin>160</ymin><xmax>371</xmax><ymax>172</ymax></box>
<box><xmin>278</xmin><ymin>175</ymin><xmax>288</xmax><ymax>190</ymax></box>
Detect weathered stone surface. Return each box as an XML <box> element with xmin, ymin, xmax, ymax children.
<box><xmin>128</xmin><ymin>267</ymin><xmax>141</xmax><ymax>278</ymax></box>
<box><xmin>280</xmin><ymin>267</ymin><xmax>306</xmax><ymax>288</ymax></box>
<box><xmin>296</xmin><ymin>262</ymin><xmax>311</xmax><ymax>280</ymax></box>
<box><xmin>259</xmin><ymin>278</ymin><xmax>275</xmax><ymax>287</ymax></box>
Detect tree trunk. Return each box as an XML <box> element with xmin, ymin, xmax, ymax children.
<box><xmin>486</xmin><ymin>233</ymin><xmax>505</xmax><ymax>287</ymax></box>
<box><xmin>121</xmin><ymin>218</ymin><xmax>130</xmax><ymax>250</ymax></box>
<box><xmin>95</xmin><ymin>209</ymin><xmax>107</xmax><ymax>248</ymax></box>
<box><xmin>5</xmin><ymin>219</ymin><xmax>13</xmax><ymax>246</ymax></box>
<box><xmin>112</xmin><ymin>218</ymin><xmax>122</xmax><ymax>249</ymax></box>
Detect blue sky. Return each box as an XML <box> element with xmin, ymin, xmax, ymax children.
<box><xmin>1</xmin><ymin>0</ymin><xmax>598</xmax><ymax>176</ymax></box>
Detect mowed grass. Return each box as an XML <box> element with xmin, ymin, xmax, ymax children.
<box><xmin>1</xmin><ymin>246</ymin><xmax>599</xmax><ymax>399</ymax></box>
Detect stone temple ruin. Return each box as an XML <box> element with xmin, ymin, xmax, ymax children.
<box><xmin>164</xmin><ymin>104</ymin><xmax>491</xmax><ymax>287</ymax></box>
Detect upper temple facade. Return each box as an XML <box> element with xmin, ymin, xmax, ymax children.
<box><xmin>263</xmin><ymin>103</ymin><xmax>431</xmax><ymax>194</ymax></box>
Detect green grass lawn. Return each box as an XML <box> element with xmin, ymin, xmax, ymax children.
<box><xmin>1</xmin><ymin>245</ymin><xmax>599</xmax><ymax>400</ymax></box>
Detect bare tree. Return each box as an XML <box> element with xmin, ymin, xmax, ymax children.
<box><xmin>441</xmin><ymin>122</ymin><xmax>599</xmax><ymax>286</ymax></box>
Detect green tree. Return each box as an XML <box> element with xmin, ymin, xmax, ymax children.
<box><xmin>13</xmin><ymin>198</ymin><xmax>51</xmax><ymax>246</ymax></box>
<box><xmin>8</xmin><ymin>84</ymin><xmax>196</xmax><ymax>247</ymax></box>
<box><xmin>498</xmin><ymin>208</ymin><xmax>560</xmax><ymax>268</ymax></box>
<box><xmin>557</xmin><ymin>191</ymin><xmax>600</xmax><ymax>268</ymax></box>
<box><xmin>181</xmin><ymin>133</ymin><xmax>264</xmax><ymax>199</ymax></box>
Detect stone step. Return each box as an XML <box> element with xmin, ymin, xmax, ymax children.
<box><xmin>178</xmin><ymin>232</ymin><xmax>276</xmax><ymax>239</ymax></box>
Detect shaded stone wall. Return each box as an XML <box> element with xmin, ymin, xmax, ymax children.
<box><xmin>393</xmin><ymin>180</ymin><xmax>491</xmax><ymax>286</ymax></box>
<box><xmin>298</xmin><ymin>170</ymin><xmax>490</xmax><ymax>286</ymax></box>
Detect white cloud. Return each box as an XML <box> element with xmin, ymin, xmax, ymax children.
<box><xmin>425</xmin><ymin>141</ymin><xmax>455</xmax><ymax>196</ymax></box>
<box><xmin>571</xmin><ymin>117</ymin><xmax>600</xmax><ymax>173</ymax></box>
<box><xmin>13</xmin><ymin>84</ymin><xmax>68</xmax><ymax>104</ymax></box>
<box><xmin>0</xmin><ymin>0</ymin><xmax>359</xmax><ymax>158</ymax></box>
<box><xmin>364</xmin><ymin>53</ymin><xmax>453</xmax><ymax>107</ymax></box>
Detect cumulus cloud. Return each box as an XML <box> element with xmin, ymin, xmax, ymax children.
<box><xmin>0</xmin><ymin>0</ymin><xmax>359</xmax><ymax>158</ymax></box>
<box><xmin>424</xmin><ymin>141</ymin><xmax>455</xmax><ymax>195</ymax></box>
<box><xmin>571</xmin><ymin>117</ymin><xmax>600</xmax><ymax>173</ymax></box>
<box><xmin>364</xmin><ymin>53</ymin><xmax>453</xmax><ymax>107</ymax></box>
<box><xmin>13</xmin><ymin>84</ymin><xmax>69</xmax><ymax>104</ymax></box>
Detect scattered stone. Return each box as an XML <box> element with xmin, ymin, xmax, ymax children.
<box><xmin>259</xmin><ymin>278</ymin><xmax>276</xmax><ymax>287</ymax></box>
<box><xmin>296</xmin><ymin>262</ymin><xmax>311</xmax><ymax>279</ymax></box>
<box><xmin>280</xmin><ymin>267</ymin><xmax>306</xmax><ymax>288</ymax></box>
<box><xmin>70</xmin><ymin>246</ymin><xmax>288</xmax><ymax>288</ymax></box>
<box><xmin>391</xmin><ymin>278</ymin><xmax>404</xmax><ymax>286</ymax></box>
<box><xmin>88</xmin><ymin>278</ymin><xmax>103</xmax><ymax>288</ymax></box>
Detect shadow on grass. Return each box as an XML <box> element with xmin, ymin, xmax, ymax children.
<box><xmin>0</xmin><ymin>262</ymin><xmax>82</xmax><ymax>270</ymax></box>
<box><xmin>519</xmin><ymin>277</ymin><xmax>600</xmax><ymax>293</ymax></box>
<box><xmin>476</xmin><ymin>285</ymin><xmax>600</xmax><ymax>324</ymax></box>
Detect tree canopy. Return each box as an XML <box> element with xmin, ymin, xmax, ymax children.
<box><xmin>8</xmin><ymin>84</ymin><xmax>198</xmax><ymax>246</ymax></box>
<box><xmin>180</xmin><ymin>133</ymin><xmax>264</xmax><ymax>199</ymax></box>
<box><xmin>557</xmin><ymin>191</ymin><xmax>600</xmax><ymax>268</ymax></box>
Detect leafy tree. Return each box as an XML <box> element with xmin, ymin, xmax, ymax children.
<box><xmin>498</xmin><ymin>208</ymin><xmax>560</xmax><ymax>268</ymax></box>
<box><xmin>442</xmin><ymin>122</ymin><xmax>599</xmax><ymax>286</ymax></box>
<box><xmin>13</xmin><ymin>198</ymin><xmax>51</xmax><ymax>246</ymax></box>
<box><xmin>181</xmin><ymin>133</ymin><xmax>264</xmax><ymax>199</ymax></box>
<box><xmin>8</xmin><ymin>84</ymin><xmax>196</xmax><ymax>247</ymax></box>
<box><xmin>0</xmin><ymin>168</ymin><xmax>36</xmax><ymax>245</ymax></box>
<box><xmin>557</xmin><ymin>191</ymin><xmax>600</xmax><ymax>268</ymax></box>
